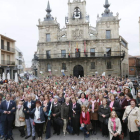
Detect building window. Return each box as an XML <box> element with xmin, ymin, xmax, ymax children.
<box><xmin>46</xmin><ymin>34</ymin><xmax>51</xmax><ymax>42</ymax></box>
<box><xmin>1</xmin><ymin>40</ymin><xmax>4</xmax><ymax>49</ymax></box>
<box><xmin>121</xmin><ymin>39</ymin><xmax>127</xmax><ymax>47</ymax></box>
<box><xmin>107</xmin><ymin>61</ymin><xmax>112</xmax><ymax>69</ymax></box>
<box><xmin>106</xmin><ymin>48</ymin><xmax>111</xmax><ymax>56</ymax></box>
<box><xmin>75</xmin><ymin>49</ymin><xmax>80</xmax><ymax>57</ymax></box>
<box><xmin>106</xmin><ymin>30</ymin><xmax>111</xmax><ymax>39</ymax></box>
<box><xmin>62</xmin><ymin>63</ymin><xmax>66</xmax><ymax>70</ymax></box>
<box><xmin>7</xmin><ymin>55</ymin><xmax>10</xmax><ymax>65</ymax></box>
<box><xmin>46</xmin><ymin>50</ymin><xmax>51</xmax><ymax>59</ymax></box>
<box><xmin>7</xmin><ymin>42</ymin><xmax>10</xmax><ymax>51</ymax></box>
<box><xmin>90</xmin><ymin>48</ymin><xmax>95</xmax><ymax>57</ymax></box>
<box><xmin>91</xmin><ymin>62</ymin><xmax>95</xmax><ymax>69</ymax></box>
<box><xmin>47</xmin><ymin>64</ymin><xmax>51</xmax><ymax>71</ymax></box>
<box><xmin>61</xmin><ymin>50</ymin><xmax>66</xmax><ymax>58</ymax></box>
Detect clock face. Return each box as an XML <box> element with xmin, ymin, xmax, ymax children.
<box><xmin>73</xmin><ymin>7</ymin><xmax>81</xmax><ymax>19</ymax></box>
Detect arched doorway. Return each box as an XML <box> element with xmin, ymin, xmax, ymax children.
<box><xmin>73</xmin><ymin>65</ymin><xmax>84</xmax><ymax>77</ymax></box>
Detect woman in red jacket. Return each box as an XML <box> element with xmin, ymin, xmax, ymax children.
<box><xmin>80</xmin><ymin>105</ymin><xmax>90</xmax><ymax>138</ymax></box>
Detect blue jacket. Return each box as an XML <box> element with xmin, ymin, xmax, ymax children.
<box><xmin>0</xmin><ymin>100</ymin><xmax>16</xmax><ymax>122</ymax></box>
<box><xmin>29</xmin><ymin>107</ymin><xmax>45</xmax><ymax>122</ymax></box>
<box><xmin>23</xmin><ymin>101</ymin><xmax>36</xmax><ymax>119</ymax></box>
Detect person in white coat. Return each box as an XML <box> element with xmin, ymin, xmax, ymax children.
<box><xmin>108</xmin><ymin>111</ymin><xmax>122</xmax><ymax>140</ymax></box>
<box><xmin>123</xmin><ymin>99</ymin><xmax>140</xmax><ymax>140</ymax></box>
<box><xmin>77</xmin><ymin>93</ymin><xmax>89</xmax><ymax>107</ymax></box>
<box><xmin>15</xmin><ymin>100</ymin><xmax>26</xmax><ymax>137</ymax></box>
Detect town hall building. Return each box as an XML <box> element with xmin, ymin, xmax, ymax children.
<box><xmin>34</xmin><ymin>0</ymin><xmax>129</xmax><ymax>77</ymax></box>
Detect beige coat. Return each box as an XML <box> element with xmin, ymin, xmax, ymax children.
<box><xmin>123</xmin><ymin>105</ymin><xmax>140</xmax><ymax>132</ymax></box>
<box><xmin>108</xmin><ymin>118</ymin><xmax>122</xmax><ymax>140</ymax></box>
<box><xmin>15</xmin><ymin>106</ymin><xmax>26</xmax><ymax>127</ymax></box>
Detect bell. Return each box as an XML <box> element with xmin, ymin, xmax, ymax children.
<box><xmin>75</xmin><ymin>8</ymin><xmax>79</xmax><ymax>17</ymax></box>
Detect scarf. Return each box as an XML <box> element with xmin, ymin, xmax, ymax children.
<box><xmin>82</xmin><ymin>111</ymin><xmax>85</xmax><ymax>118</ymax></box>
<box><xmin>54</xmin><ymin>102</ymin><xmax>57</xmax><ymax>105</ymax></box>
<box><xmin>73</xmin><ymin>103</ymin><xmax>76</xmax><ymax>108</ymax></box>
<box><xmin>110</xmin><ymin>101</ymin><xmax>114</xmax><ymax>109</ymax></box>
<box><xmin>91</xmin><ymin>100</ymin><xmax>96</xmax><ymax>112</ymax></box>
<box><xmin>81</xmin><ymin>98</ymin><xmax>85</xmax><ymax>103</ymax></box>
<box><xmin>35</xmin><ymin>107</ymin><xmax>40</xmax><ymax>120</ymax></box>
<box><xmin>66</xmin><ymin>103</ymin><xmax>69</xmax><ymax>106</ymax></box>
<box><xmin>111</xmin><ymin>118</ymin><xmax>116</xmax><ymax>131</ymax></box>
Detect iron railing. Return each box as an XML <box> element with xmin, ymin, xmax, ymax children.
<box><xmin>34</xmin><ymin>51</ymin><xmax>125</xmax><ymax>60</ymax></box>
<box><xmin>1</xmin><ymin>46</ymin><xmax>15</xmax><ymax>53</ymax></box>
<box><xmin>1</xmin><ymin>60</ymin><xmax>15</xmax><ymax>65</ymax></box>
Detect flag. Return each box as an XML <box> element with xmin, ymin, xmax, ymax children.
<box><xmin>84</xmin><ymin>41</ymin><xmax>86</xmax><ymax>55</ymax></box>
<box><xmin>76</xmin><ymin>42</ymin><xmax>78</xmax><ymax>52</ymax></box>
<box><xmin>69</xmin><ymin>42</ymin><xmax>71</xmax><ymax>57</ymax></box>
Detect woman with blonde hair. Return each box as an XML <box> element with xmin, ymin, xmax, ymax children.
<box><xmin>80</xmin><ymin>105</ymin><xmax>90</xmax><ymax>138</ymax></box>
<box><xmin>108</xmin><ymin>111</ymin><xmax>122</xmax><ymax>140</ymax></box>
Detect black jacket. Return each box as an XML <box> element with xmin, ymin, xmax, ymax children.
<box><xmin>98</xmin><ymin>105</ymin><xmax>111</xmax><ymax>123</ymax></box>
<box><xmin>51</xmin><ymin>102</ymin><xmax>61</xmax><ymax>118</ymax></box>
<box><xmin>23</xmin><ymin>101</ymin><xmax>36</xmax><ymax>119</ymax></box>
<box><xmin>61</xmin><ymin>103</ymin><xmax>70</xmax><ymax>119</ymax></box>
<box><xmin>108</xmin><ymin>100</ymin><xmax>121</xmax><ymax>117</ymax></box>
<box><xmin>69</xmin><ymin>102</ymin><xmax>81</xmax><ymax>118</ymax></box>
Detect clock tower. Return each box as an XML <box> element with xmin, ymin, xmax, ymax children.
<box><xmin>65</xmin><ymin>0</ymin><xmax>90</xmax><ymax>40</ymax></box>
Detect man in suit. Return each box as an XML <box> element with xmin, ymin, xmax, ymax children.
<box><xmin>23</xmin><ymin>95</ymin><xmax>36</xmax><ymax>140</ymax></box>
<box><xmin>0</xmin><ymin>93</ymin><xmax>16</xmax><ymax>140</ymax></box>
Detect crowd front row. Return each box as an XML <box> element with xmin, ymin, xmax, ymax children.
<box><xmin>0</xmin><ymin>92</ymin><xmax>140</xmax><ymax>140</ymax></box>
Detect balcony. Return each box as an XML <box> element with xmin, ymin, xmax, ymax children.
<box><xmin>34</xmin><ymin>51</ymin><xmax>125</xmax><ymax>60</ymax></box>
<box><xmin>1</xmin><ymin>60</ymin><xmax>15</xmax><ymax>65</ymax></box>
<box><xmin>1</xmin><ymin>46</ymin><xmax>15</xmax><ymax>53</ymax></box>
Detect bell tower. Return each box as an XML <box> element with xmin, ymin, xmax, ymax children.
<box><xmin>66</xmin><ymin>0</ymin><xmax>90</xmax><ymax>40</ymax></box>
<box><xmin>66</xmin><ymin>0</ymin><xmax>89</xmax><ymax>25</ymax></box>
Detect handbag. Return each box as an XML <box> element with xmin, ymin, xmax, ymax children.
<box><xmin>66</xmin><ymin>120</ymin><xmax>73</xmax><ymax>134</ymax></box>
<box><xmin>86</xmin><ymin>123</ymin><xmax>93</xmax><ymax>131</ymax></box>
<box><xmin>119</xmin><ymin>132</ymin><xmax>124</xmax><ymax>140</ymax></box>
<box><xmin>124</xmin><ymin>108</ymin><xmax>134</xmax><ymax>123</ymax></box>
<box><xmin>19</xmin><ymin>117</ymin><xmax>25</xmax><ymax>122</ymax></box>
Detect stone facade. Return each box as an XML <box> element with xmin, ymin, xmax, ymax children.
<box><xmin>34</xmin><ymin>0</ymin><xmax>129</xmax><ymax>78</ymax></box>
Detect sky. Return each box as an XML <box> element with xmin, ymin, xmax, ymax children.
<box><xmin>0</xmin><ymin>0</ymin><xmax>139</xmax><ymax>67</ymax></box>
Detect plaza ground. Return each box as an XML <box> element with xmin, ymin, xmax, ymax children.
<box><xmin>13</xmin><ymin>128</ymin><xmax>129</xmax><ymax>140</ymax></box>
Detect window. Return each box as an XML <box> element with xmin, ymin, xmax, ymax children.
<box><xmin>46</xmin><ymin>34</ymin><xmax>51</xmax><ymax>42</ymax></box>
<box><xmin>7</xmin><ymin>42</ymin><xmax>10</xmax><ymax>51</ymax></box>
<box><xmin>75</xmin><ymin>49</ymin><xmax>80</xmax><ymax>57</ymax></box>
<box><xmin>73</xmin><ymin>7</ymin><xmax>81</xmax><ymax>19</ymax></box>
<box><xmin>91</xmin><ymin>62</ymin><xmax>95</xmax><ymax>69</ymax></box>
<box><xmin>106</xmin><ymin>30</ymin><xmax>111</xmax><ymax>39</ymax></box>
<box><xmin>107</xmin><ymin>61</ymin><xmax>112</xmax><ymax>69</ymax></box>
<box><xmin>62</xmin><ymin>63</ymin><xmax>66</xmax><ymax>70</ymax></box>
<box><xmin>121</xmin><ymin>39</ymin><xmax>127</xmax><ymax>47</ymax></box>
<box><xmin>1</xmin><ymin>40</ymin><xmax>4</xmax><ymax>49</ymax></box>
<box><xmin>46</xmin><ymin>50</ymin><xmax>51</xmax><ymax>59</ymax></box>
<box><xmin>61</xmin><ymin>50</ymin><xmax>66</xmax><ymax>58</ymax></box>
<box><xmin>7</xmin><ymin>55</ymin><xmax>10</xmax><ymax>65</ymax></box>
<box><xmin>47</xmin><ymin>64</ymin><xmax>51</xmax><ymax>71</ymax></box>
<box><xmin>90</xmin><ymin>48</ymin><xmax>95</xmax><ymax>57</ymax></box>
<box><xmin>106</xmin><ymin>48</ymin><xmax>111</xmax><ymax>56</ymax></box>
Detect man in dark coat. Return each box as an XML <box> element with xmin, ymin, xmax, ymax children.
<box><xmin>23</xmin><ymin>95</ymin><xmax>36</xmax><ymax>140</ymax></box>
<box><xmin>0</xmin><ymin>93</ymin><xmax>16</xmax><ymax>140</ymax></box>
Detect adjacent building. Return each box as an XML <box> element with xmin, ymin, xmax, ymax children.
<box><xmin>15</xmin><ymin>47</ymin><xmax>25</xmax><ymax>74</ymax></box>
<box><xmin>129</xmin><ymin>55</ymin><xmax>140</xmax><ymax>77</ymax></box>
<box><xmin>0</xmin><ymin>34</ymin><xmax>16</xmax><ymax>79</ymax></box>
<box><xmin>34</xmin><ymin>0</ymin><xmax>129</xmax><ymax>77</ymax></box>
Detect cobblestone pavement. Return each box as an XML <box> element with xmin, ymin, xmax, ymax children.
<box><xmin>12</xmin><ymin>129</ymin><xmax>129</xmax><ymax>140</ymax></box>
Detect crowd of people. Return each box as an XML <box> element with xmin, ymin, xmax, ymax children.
<box><xmin>0</xmin><ymin>76</ymin><xmax>139</xmax><ymax>140</ymax></box>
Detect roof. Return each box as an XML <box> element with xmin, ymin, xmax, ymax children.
<box><xmin>129</xmin><ymin>55</ymin><xmax>140</xmax><ymax>58</ymax></box>
<box><xmin>0</xmin><ymin>34</ymin><xmax>16</xmax><ymax>42</ymax></box>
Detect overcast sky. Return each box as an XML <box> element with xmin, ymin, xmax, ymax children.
<box><xmin>0</xmin><ymin>0</ymin><xmax>139</xmax><ymax>67</ymax></box>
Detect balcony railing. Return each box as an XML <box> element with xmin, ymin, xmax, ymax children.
<box><xmin>1</xmin><ymin>60</ymin><xmax>15</xmax><ymax>65</ymax></box>
<box><xmin>1</xmin><ymin>46</ymin><xmax>15</xmax><ymax>53</ymax></box>
<box><xmin>34</xmin><ymin>51</ymin><xmax>125</xmax><ymax>60</ymax></box>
